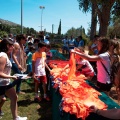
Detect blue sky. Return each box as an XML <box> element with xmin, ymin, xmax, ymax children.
<box><xmin>0</xmin><ymin>0</ymin><xmax>91</xmax><ymax>34</ymax></box>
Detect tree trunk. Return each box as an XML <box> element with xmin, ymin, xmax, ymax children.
<box><xmin>98</xmin><ymin>8</ymin><xmax>110</xmax><ymax>36</ymax></box>
<box><xmin>97</xmin><ymin>1</ymin><xmax>115</xmax><ymax>36</ymax></box>
<box><xmin>90</xmin><ymin>3</ymin><xmax>97</xmax><ymax>40</ymax></box>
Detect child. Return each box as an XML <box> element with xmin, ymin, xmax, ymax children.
<box><xmin>32</xmin><ymin>42</ymin><xmax>51</xmax><ymax>102</ymax></box>
<box><xmin>75</xmin><ymin>47</ymin><xmax>95</xmax><ymax>80</ymax></box>
<box><xmin>26</xmin><ymin>46</ymin><xmax>35</xmax><ymax>74</ymax></box>
<box><xmin>63</xmin><ymin>47</ymin><xmax>95</xmax><ymax>80</ymax></box>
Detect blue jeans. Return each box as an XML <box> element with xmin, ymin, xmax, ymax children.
<box><xmin>11</xmin><ymin>63</ymin><xmax>22</xmax><ymax>93</ymax></box>
<box><xmin>26</xmin><ymin>64</ymin><xmax>32</xmax><ymax>74</ymax></box>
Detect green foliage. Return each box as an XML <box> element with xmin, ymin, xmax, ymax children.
<box><xmin>0</xmin><ymin>31</ymin><xmax>8</xmax><ymax>38</ymax></box>
<box><xmin>0</xmin><ymin>22</ymin><xmax>37</xmax><ymax>38</ymax></box>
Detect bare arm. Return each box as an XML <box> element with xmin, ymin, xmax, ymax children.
<box><xmin>12</xmin><ymin>49</ymin><xmax>22</xmax><ymax>70</ymax></box>
<box><xmin>72</xmin><ymin>50</ymin><xmax>101</xmax><ymax>61</ymax></box>
<box><xmin>90</xmin><ymin>105</ymin><xmax>120</xmax><ymax>119</ymax></box>
<box><xmin>0</xmin><ymin>56</ymin><xmax>16</xmax><ymax>79</ymax></box>
<box><xmin>45</xmin><ymin>62</ymin><xmax>51</xmax><ymax>71</ymax></box>
<box><xmin>97</xmin><ymin>109</ymin><xmax>120</xmax><ymax>119</ymax></box>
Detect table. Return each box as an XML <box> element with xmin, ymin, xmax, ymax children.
<box><xmin>52</xmin><ymin>80</ymin><xmax>120</xmax><ymax>120</ymax></box>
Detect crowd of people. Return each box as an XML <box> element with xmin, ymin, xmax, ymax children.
<box><xmin>0</xmin><ymin>33</ymin><xmax>120</xmax><ymax>120</ymax></box>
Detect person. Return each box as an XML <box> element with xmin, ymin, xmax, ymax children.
<box><xmin>0</xmin><ymin>96</ymin><xmax>6</xmax><ymax>118</ymax></box>
<box><xmin>89</xmin><ymin>62</ymin><xmax>120</xmax><ymax>120</ymax></box>
<box><xmin>11</xmin><ymin>34</ymin><xmax>27</xmax><ymax>94</ymax></box>
<box><xmin>68</xmin><ymin>35</ymin><xmax>75</xmax><ymax>50</ymax></box>
<box><xmin>63</xmin><ymin>47</ymin><xmax>94</xmax><ymax>80</ymax></box>
<box><xmin>26</xmin><ymin>45</ymin><xmax>35</xmax><ymax>74</ymax></box>
<box><xmin>78</xmin><ymin>36</ymin><xmax>85</xmax><ymax>47</ymax></box>
<box><xmin>0</xmin><ymin>39</ymin><xmax>27</xmax><ymax>120</ymax></box>
<box><xmin>44</xmin><ymin>35</ymin><xmax>50</xmax><ymax>45</ymax></box>
<box><xmin>62</xmin><ymin>36</ymin><xmax>69</xmax><ymax>54</ymax></box>
<box><xmin>71</xmin><ymin>37</ymin><xmax>112</xmax><ymax>92</ymax></box>
<box><xmin>8</xmin><ymin>33</ymin><xmax>14</xmax><ymax>42</ymax></box>
<box><xmin>75</xmin><ymin>47</ymin><xmax>95</xmax><ymax>80</ymax></box>
<box><xmin>74</xmin><ymin>37</ymin><xmax>80</xmax><ymax>47</ymax></box>
<box><xmin>24</xmin><ymin>42</ymin><xmax>33</xmax><ymax>55</ymax></box>
<box><xmin>32</xmin><ymin>42</ymin><xmax>51</xmax><ymax>102</ymax></box>
<box><xmin>88</xmin><ymin>35</ymin><xmax>100</xmax><ymax>79</ymax></box>
<box><xmin>33</xmin><ymin>38</ymin><xmax>39</xmax><ymax>51</ymax></box>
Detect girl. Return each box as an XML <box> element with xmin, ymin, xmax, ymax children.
<box><xmin>0</xmin><ymin>39</ymin><xmax>27</xmax><ymax>120</ymax></box>
<box><xmin>71</xmin><ymin>37</ymin><xmax>112</xmax><ymax>92</ymax></box>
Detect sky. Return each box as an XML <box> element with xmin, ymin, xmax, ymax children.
<box><xmin>0</xmin><ymin>0</ymin><xmax>91</xmax><ymax>34</ymax></box>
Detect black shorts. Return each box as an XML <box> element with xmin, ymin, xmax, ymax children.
<box><xmin>0</xmin><ymin>83</ymin><xmax>13</xmax><ymax>96</ymax></box>
<box><xmin>97</xmin><ymin>81</ymin><xmax>112</xmax><ymax>92</ymax></box>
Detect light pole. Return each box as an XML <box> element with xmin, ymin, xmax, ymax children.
<box><xmin>39</xmin><ymin>6</ymin><xmax>45</xmax><ymax>31</ymax></box>
<box><xmin>21</xmin><ymin>0</ymin><xmax>23</xmax><ymax>34</ymax></box>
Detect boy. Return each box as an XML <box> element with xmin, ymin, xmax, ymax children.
<box><xmin>32</xmin><ymin>42</ymin><xmax>51</xmax><ymax>102</ymax></box>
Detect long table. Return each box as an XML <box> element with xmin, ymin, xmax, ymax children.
<box><xmin>52</xmin><ymin>80</ymin><xmax>120</xmax><ymax>120</ymax></box>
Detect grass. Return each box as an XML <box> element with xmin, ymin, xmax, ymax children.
<box><xmin>2</xmin><ymin>79</ymin><xmax>52</xmax><ymax>120</ymax></box>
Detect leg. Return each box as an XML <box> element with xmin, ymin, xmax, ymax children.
<box><xmin>40</xmin><ymin>76</ymin><xmax>50</xmax><ymax>101</ymax></box>
<box><xmin>5</xmin><ymin>87</ymin><xmax>18</xmax><ymax>119</ymax></box>
<box><xmin>34</xmin><ymin>78</ymin><xmax>41</xmax><ymax>102</ymax></box>
<box><xmin>0</xmin><ymin>96</ymin><xmax>6</xmax><ymax>115</ymax></box>
<box><xmin>11</xmin><ymin>63</ymin><xmax>23</xmax><ymax>94</ymax></box>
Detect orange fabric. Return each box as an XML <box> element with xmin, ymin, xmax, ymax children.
<box><xmin>68</xmin><ymin>52</ymin><xmax>76</xmax><ymax>80</ymax></box>
<box><xmin>49</xmin><ymin>56</ymin><xmax>107</xmax><ymax>119</ymax></box>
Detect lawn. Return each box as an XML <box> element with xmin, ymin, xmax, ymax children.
<box><xmin>2</xmin><ymin>79</ymin><xmax>52</xmax><ymax>120</ymax></box>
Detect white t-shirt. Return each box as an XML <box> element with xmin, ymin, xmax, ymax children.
<box><xmin>44</xmin><ymin>39</ymin><xmax>50</xmax><ymax>45</ymax></box>
<box><xmin>77</xmin><ymin>59</ymin><xmax>94</xmax><ymax>75</ymax></box>
<box><xmin>97</xmin><ymin>52</ymin><xmax>111</xmax><ymax>84</ymax></box>
<box><xmin>0</xmin><ymin>52</ymin><xmax>12</xmax><ymax>86</ymax></box>
<box><xmin>32</xmin><ymin>51</ymin><xmax>46</xmax><ymax>76</ymax></box>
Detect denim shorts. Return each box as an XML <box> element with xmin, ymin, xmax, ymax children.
<box><xmin>0</xmin><ymin>83</ymin><xmax>13</xmax><ymax>95</ymax></box>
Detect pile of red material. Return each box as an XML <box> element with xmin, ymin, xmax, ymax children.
<box><xmin>49</xmin><ymin>53</ymin><xmax>107</xmax><ymax>120</ymax></box>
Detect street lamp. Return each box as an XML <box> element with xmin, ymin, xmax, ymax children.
<box><xmin>39</xmin><ymin>6</ymin><xmax>45</xmax><ymax>31</ymax></box>
<box><xmin>21</xmin><ymin>0</ymin><xmax>23</xmax><ymax>34</ymax></box>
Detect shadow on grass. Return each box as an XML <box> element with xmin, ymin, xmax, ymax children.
<box><xmin>37</xmin><ymin>100</ymin><xmax>52</xmax><ymax>120</ymax></box>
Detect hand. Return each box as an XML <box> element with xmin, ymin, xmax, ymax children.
<box><xmin>89</xmin><ymin>105</ymin><xmax>98</xmax><ymax>113</ymax></box>
<box><xmin>18</xmin><ymin>65</ymin><xmax>23</xmax><ymax>71</ymax></box>
<box><xmin>32</xmin><ymin>74</ymin><xmax>37</xmax><ymax>80</ymax></box>
<box><xmin>11</xmin><ymin>76</ymin><xmax>18</xmax><ymax>80</ymax></box>
<box><xmin>50</xmin><ymin>70</ymin><xmax>54</xmax><ymax>75</ymax></box>
<box><xmin>71</xmin><ymin>49</ymin><xmax>75</xmax><ymax>53</ymax></box>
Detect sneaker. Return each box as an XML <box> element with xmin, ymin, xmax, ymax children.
<box><xmin>34</xmin><ymin>96</ymin><xmax>42</xmax><ymax>102</ymax></box>
<box><xmin>14</xmin><ymin>116</ymin><xmax>27</xmax><ymax>120</ymax></box>
<box><xmin>0</xmin><ymin>111</ymin><xmax>4</xmax><ymax>116</ymax></box>
<box><xmin>44</xmin><ymin>96</ymin><xmax>50</xmax><ymax>101</ymax></box>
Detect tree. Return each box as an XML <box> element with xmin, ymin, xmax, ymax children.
<box><xmin>77</xmin><ymin>0</ymin><xmax>116</xmax><ymax>37</ymax></box>
<box><xmin>77</xmin><ymin>0</ymin><xmax>97</xmax><ymax>40</ymax></box>
<box><xmin>58</xmin><ymin>19</ymin><xmax>61</xmax><ymax>35</ymax></box>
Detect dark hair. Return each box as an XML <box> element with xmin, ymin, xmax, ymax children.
<box><xmin>78</xmin><ymin>36</ymin><xmax>82</xmax><ymax>39</ymax></box>
<box><xmin>34</xmin><ymin>38</ymin><xmax>39</xmax><ymax>44</ymax></box>
<box><xmin>29</xmin><ymin>45</ymin><xmax>36</xmax><ymax>51</ymax></box>
<box><xmin>98</xmin><ymin>37</ymin><xmax>109</xmax><ymax>54</ymax></box>
<box><xmin>38</xmin><ymin>42</ymin><xmax>47</xmax><ymax>48</ymax></box>
<box><xmin>109</xmin><ymin>39</ymin><xmax>119</xmax><ymax>49</ymax></box>
<box><xmin>94</xmin><ymin>35</ymin><xmax>100</xmax><ymax>40</ymax></box>
<box><xmin>16</xmin><ymin>34</ymin><xmax>26</xmax><ymax>43</ymax></box>
<box><xmin>28</xmin><ymin>42</ymin><xmax>33</xmax><ymax>46</ymax></box>
<box><xmin>0</xmin><ymin>39</ymin><xmax>14</xmax><ymax>52</ymax></box>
